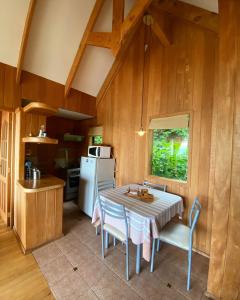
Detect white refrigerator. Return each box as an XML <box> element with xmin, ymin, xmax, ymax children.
<box><xmin>78</xmin><ymin>157</ymin><xmax>115</xmax><ymax>217</ymax></box>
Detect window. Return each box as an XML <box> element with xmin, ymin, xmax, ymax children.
<box><xmin>149</xmin><ymin>115</ymin><xmax>189</xmax><ymax>181</ymax></box>
<box><xmin>88</xmin><ymin>126</ymin><xmax>103</xmax><ymax>145</ymax></box>
<box><xmin>92</xmin><ymin>135</ymin><xmax>102</xmax><ymax>145</ymax></box>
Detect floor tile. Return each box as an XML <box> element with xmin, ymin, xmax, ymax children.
<box><xmin>91</xmin><ymin>270</ymin><xmax>141</xmax><ymax>300</ymax></box>
<box><xmin>51</xmin><ymin>271</ymin><xmax>98</xmax><ymax>300</ymax></box>
<box><xmin>40</xmin><ymin>255</ymin><xmax>74</xmax><ymax>286</ymax></box>
<box><xmin>152</xmin><ymin>259</ymin><xmax>205</xmax><ymax>300</ymax></box>
<box><xmin>104</xmin><ymin>247</ymin><xmax>135</xmax><ymax>280</ymax></box>
<box><xmin>33</xmin><ymin>242</ymin><xmax>63</xmax><ymax>267</ymax></box>
<box><xmin>129</xmin><ymin>268</ymin><xmax>186</xmax><ymax>300</ymax></box>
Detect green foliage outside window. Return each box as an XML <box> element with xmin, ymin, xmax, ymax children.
<box><xmin>151</xmin><ymin>129</ymin><xmax>189</xmax><ymax>181</ymax></box>
<box><xmin>93</xmin><ymin>135</ymin><xmax>103</xmax><ymax>144</ymax></box>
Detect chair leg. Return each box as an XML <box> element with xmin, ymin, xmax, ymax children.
<box><xmin>150</xmin><ymin>238</ymin><xmax>156</xmax><ymax>272</ymax></box>
<box><xmin>95</xmin><ymin>225</ymin><xmax>100</xmax><ymax>236</ymax></box>
<box><xmin>136</xmin><ymin>244</ymin><xmax>141</xmax><ymax>274</ymax></box>
<box><xmin>156</xmin><ymin>239</ymin><xmax>161</xmax><ymax>252</ymax></box>
<box><xmin>126</xmin><ymin>240</ymin><xmax>129</xmax><ymax>281</ymax></box>
<box><xmin>101</xmin><ymin>229</ymin><xmax>105</xmax><ymax>259</ymax></box>
<box><xmin>105</xmin><ymin>231</ymin><xmax>109</xmax><ymax>249</ymax></box>
<box><xmin>113</xmin><ymin>237</ymin><xmax>116</xmax><ymax>247</ymax></box>
<box><xmin>187</xmin><ymin>247</ymin><xmax>192</xmax><ymax>290</ymax></box>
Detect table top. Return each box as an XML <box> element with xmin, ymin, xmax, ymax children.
<box><xmin>99</xmin><ymin>184</ymin><xmax>183</xmax><ymax>221</ymax></box>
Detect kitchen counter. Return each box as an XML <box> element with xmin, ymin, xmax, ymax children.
<box><xmin>17</xmin><ymin>176</ymin><xmax>65</xmax><ymax>193</ymax></box>
<box><xmin>15</xmin><ymin>176</ymin><xmax>65</xmax><ymax>253</ymax></box>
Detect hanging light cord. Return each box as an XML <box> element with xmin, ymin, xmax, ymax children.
<box><xmin>140</xmin><ymin>41</ymin><xmax>148</xmax><ymax>129</ymax></box>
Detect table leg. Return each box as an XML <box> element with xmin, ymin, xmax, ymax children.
<box><xmin>136</xmin><ymin>244</ymin><xmax>142</xmax><ymax>274</ymax></box>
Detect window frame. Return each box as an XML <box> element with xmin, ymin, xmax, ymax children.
<box><xmin>146</xmin><ymin>111</ymin><xmax>192</xmax><ymax>185</ymax></box>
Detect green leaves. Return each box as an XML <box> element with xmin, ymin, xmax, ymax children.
<box><xmin>151</xmin><ymin>129</ymin><xmax>189</xmax><ymax>181</ymax></box>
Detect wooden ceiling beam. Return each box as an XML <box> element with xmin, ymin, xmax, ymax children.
<box><xmin>152</xmin><ymin>0</ymin><xmax>219</xmax><ymax>34</ymax></box>
<box><xmin>87</xmin><ymin>32</ymin><xmax>112</xmax><ymax>49</ymax></box>
<box><xmin>111</xmin><ymin>0</ymin><xmax>125</xmax><ymax>55</ymax></box>
<box><xmin>121</xmin><ymin>0</ymin><xmax>152</xmax><ymax>46</ymax></box>
<box><xmin>16</xmin><ymin>0</ymin><xmax>36</xmax><ymax>84</ymax></box>
<box><xmin>64</xmin><ymin>0</ymin><xmax>105</xmax><ymax>97</ymax></box>
<box><xmin>151</xmin><ymin>20</ymin><xmax>171</xmax><ymax>46</ymax></box>
<box><xmin>97</xmin><ymin>19</ymin><xmax>142</xmax><ymax>106</ymax></box>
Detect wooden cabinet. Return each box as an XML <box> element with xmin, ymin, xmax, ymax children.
<box><xmin>14</xmin><ymin>177</ymin><xmax>64</xmax><ymax>253</ymax></box>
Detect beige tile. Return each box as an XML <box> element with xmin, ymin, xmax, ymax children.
<box><xmin>129</xmin><ymin>268</ymin><xmax>186</xmax><ymax>300</ymax></box>
<box><xmin>78</xmin><ymin>255</ymin><xmax>115</xmax><ymax>288</ymax></box>
<box><xmin>51</xmin><ymin>271</ymin><xmax>98</xmax><ymax>300</ymax></box>
<box><xmin>65</xmin><ymin>243</ymin><xmax>96</xmax><ymax>268</ymax></box>
<box><xmin>40</xmin><ymin>255</ymin><xmax>74</xmax><ymax>286</ymax></box>
<box><xmin>55</xmin><ymin>232</ymin><xmax>86</xmax><ymax>255</ymax></box>
<box><xmin>152</xmin><ymin>259</ymin><xmax>205</xmax><ymax>300</ymax></box>
<box><xmin>104</xmin><ymin>248</ymin><xmax>135</xmax><ymax>280</ymax></box>
<box><xmin>33</xmin><ymin>242</ymin><xmax>63</xmax><ymax>267</ymax></box>
<box><xmin>92</xmin><ymin>270</ymin><xmax>141</xmax><ymax>300</ymax></box>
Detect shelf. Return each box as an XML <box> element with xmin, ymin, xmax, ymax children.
<box><xmin>63</xmin><ymin>134</ymin><xmax>84</xmax><ymax>142</ymax></box>
<box><xmin>23</xmin><ymin>102</ymin><xmax>58</xmax><ymax>116</ymax></box>
<box><xmin>22</xmin><ymin>136</ymin><xmax>58</xmax><ymax>144</ymax></box>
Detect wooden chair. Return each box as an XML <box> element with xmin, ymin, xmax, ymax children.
<box><xmin>99</xmin><ymin>197</ymin><xmax>130</xmax><ymax>280</ymax></box>
<box><xmin>150</xmin><ymin>197</ymin><xmax>201</xmax><ymax>290</ymax></box>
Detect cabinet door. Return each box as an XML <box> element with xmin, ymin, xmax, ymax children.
<box><xmin>0</xmin><ymin>111</ymin><xmax>12</xmax><ymax>225</ymax></box>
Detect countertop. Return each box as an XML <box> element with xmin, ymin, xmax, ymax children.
<box><xmin>17</xmin><ymin>176</ymin><xmax>65</xmax><ymax>193</ymax></box>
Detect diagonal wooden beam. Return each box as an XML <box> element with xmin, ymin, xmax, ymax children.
<box><xmin>120</xmin><ymin>0</ymin><xmax>152</xmax><ymax>45</ymax></box>
<box><xmin>64</xmin><ymin>0</ymin><xmax>105</xmax><ymax>97</ymax></box>
<box><xmin>111</xmin><ymin>0</ymin><xmax>125</xmax><ymax>55</ymax></box>
<box><xmin>151</xmin><ymin>20</ymin><xmax>170</xmax><ymax>46</ymax></box>
<box><xmin>152</xmin><ymin>0</ymin><xmax>219</xmax><ymax>33</ymax></box>
<box><xmin>97</xmin><ymin>19</ymin><xmax>142</xmax><ymax>106</ymax></box>
<box><xmin>16</xmin><ymin>0</ymin><xmax>36</xmax><ymax>84</ymax></box>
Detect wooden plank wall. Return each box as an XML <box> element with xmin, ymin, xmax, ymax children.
<box><xmin>0</xmin><ymin>63</ymin><xmax>96</xmax><ymax>116</ymax></box>
<box><xmin>207</xmin><ymin>0</ymin><xmax>240</xmax><ymax>299</ymax></box>
<box><xmin>97</xmin><ymin>19</ymin><xmax>217</xmax><ymax>255</ymax></box>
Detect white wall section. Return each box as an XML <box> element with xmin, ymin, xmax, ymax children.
<box><xmin>0</xmin><ymin>0</ymin><xmax>218</xmax><ymax>97</ymax></box>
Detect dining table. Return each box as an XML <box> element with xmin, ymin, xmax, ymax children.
<box><xmin>92</xmin><ymin>184</ymin><xmax>184</xmax><ymax>274</ymax></box>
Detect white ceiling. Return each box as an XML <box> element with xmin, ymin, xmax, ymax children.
<box><xmin>0</xmin><ymin>0</ymin><xmax>218</xmax><ymax>98</ymax></box>
<box><xmin>181</xmin><ymin>0</ymin><xmax>218</xmax><ymax>13</ymax></box>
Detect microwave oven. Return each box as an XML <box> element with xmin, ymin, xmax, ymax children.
<box><xmin>88</xmin><ymin>146</ymin><xmax>111</xmax><ymax>158</ymax></box>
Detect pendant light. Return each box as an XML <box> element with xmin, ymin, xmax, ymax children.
<box><xmin>137</xmin><ymin>15</ymin><xmax>152</xmax><ymax>137</ymax></box>
<box><xmin>137</xmin><ymin>42</ymin><xmax>147</xmax><ymax>137</ymax></box>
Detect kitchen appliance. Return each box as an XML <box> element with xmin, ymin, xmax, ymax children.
<box><xmin>78</xmin><ymin>157</ymin><xmax>115</xmax><ymax>217</ymax></box>
<box><xmin>88</xmin><ymin>146</ymin><xmax>111</xmax><ymax>158</ymax></box>
<box><xmin>32</xmin><ymin>168</ymin><xmax>41</xmax><ymax>180</ymax></box>
<box><xmin>65</xmin><ymin>168</ymin><xmax>80</xmax><ymax>201</ymax></box>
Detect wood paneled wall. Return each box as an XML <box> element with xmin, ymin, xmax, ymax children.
<box><xmin>0</xmin><ymin>63</ymin><xmax>96</xmax><ymax>116</ymax></box>
<box><xmin>97</xmin><ymin>20</ymin><xmax>217</xmax><ymax>255</ymax></box>
<box><xmin>207</xmin><ymin>0</ymin><xmax>240</xmax><ymax>299</ymax></box>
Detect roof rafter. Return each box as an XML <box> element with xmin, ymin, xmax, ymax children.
<box><xmin>111</xmin><ymin>0</ymin><xmax>125</xmax><ymax>55</ymax></box>
<box><xmin>152</xmin><ymin>0</ymin><xmax>219</xmax><ymax>33</ymax></box>
<box><xmin>64</xmin><ymin>0</ymin><xmax>105</xmax><ymax>97</ymax></box>
<box><xmin>119</xmin><ymin>0</ymin><xmax>152</xmax><ymax>54</ymax></box>
<box><xmin>16</xmin><ymin>0</ymin><xmax>36</xmax><ymax>84</ymax></box>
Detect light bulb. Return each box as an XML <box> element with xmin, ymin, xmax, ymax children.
<box><xmin>137</xmin><ymin>128</ymin><xmax>145</xmax><ymax>137</ymax></box>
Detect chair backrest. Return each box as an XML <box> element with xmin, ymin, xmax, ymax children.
<box><xmin>143</xmin><ymin>180</ymin><xmax>167</xmax><ymax>192</ymax></box>
<box><xmin>188</xmin><ymin>197</ymin><xmax>201</xmax><ymax>232</ymax></box>
<box><xmin>97</xmin><ymin>179</ymin><xmax>115</xmax><ymax>193</ymax></box>
<box><xmin>99</xmin><ymin>198</ymin><xmax>128</xmax><ymax>238</ymax></box>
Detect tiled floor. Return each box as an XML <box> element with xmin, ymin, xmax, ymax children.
<box><xmin>33</xmin><ymin>201</ymin><xmax>209</xmax><ymax>300</ymax></box>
